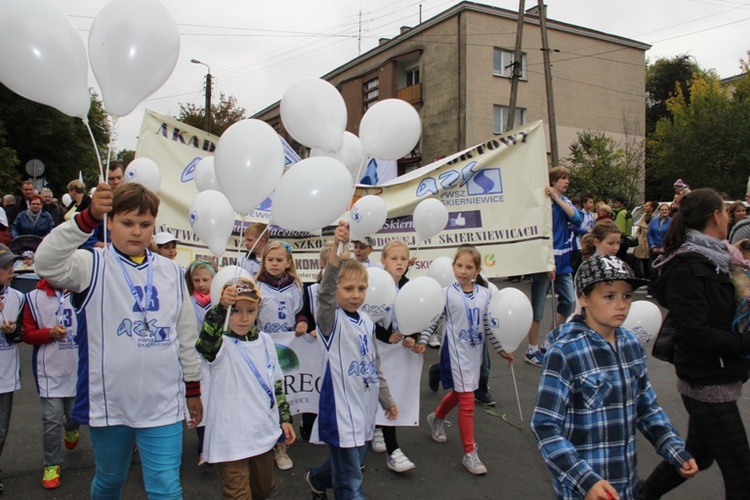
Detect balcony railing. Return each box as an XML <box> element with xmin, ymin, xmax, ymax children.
<box><xmin>397</xmin><ymin>83</ymin><xmax>422</xmax><ymax>104</ymax></box>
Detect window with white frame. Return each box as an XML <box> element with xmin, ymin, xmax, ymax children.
<box><xmin>405</xmin><ymin>67</ymin><xmax>420</xmax><ymax>86</ymax></box>
<box><xmin>363</xmin><ymin>78</ymin><xmax>379</xmax><ymax>111</ymax></box>
<box><xmin>493</xmin><ymin>48</ymin><xmax>526</xmax><ymax>79</ymax></box>
<box><xmin>493</xmin><ymin>105</ymin><xmax>527</xmax><ymax>134</ymax></box>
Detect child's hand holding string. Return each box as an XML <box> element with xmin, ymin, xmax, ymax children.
<box><xmin>220</xmin><ymin>285</ymin><xmax>237</xmax><ymax>308</ymax></box>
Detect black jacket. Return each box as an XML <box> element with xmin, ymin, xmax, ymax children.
<box><xmin>654</xmin><ymin>251</ymin><xmax>749</xmax><ymax>386</ymax></box>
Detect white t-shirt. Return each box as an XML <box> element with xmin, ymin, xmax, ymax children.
<box><xmin>0</xmin><ymin>286</ymin><xmax>24</xmax><ymax>394</ymax></box>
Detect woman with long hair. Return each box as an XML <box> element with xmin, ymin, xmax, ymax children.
<box><xmin>727</xmin><ymin>200</ymin><xmax>747</xmax><ymax>235</ymax></box>
<box><xmin>639</xmin><ymin>189</ymin><xmax>750</xmax><ymax>500</ymax></box>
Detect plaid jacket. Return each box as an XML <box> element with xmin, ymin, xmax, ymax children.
<box><xmin>531</xmin><ymin>319</ymin><xmax>691</xmax><ymax>499</ymax></box>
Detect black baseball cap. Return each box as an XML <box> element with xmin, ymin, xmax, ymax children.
<box><xmin>575</xmin><ymin>255</ymin><xmax>648</xmax><ymax>297</ymax></box>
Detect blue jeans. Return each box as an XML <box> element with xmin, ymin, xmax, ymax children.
<box><xmin>530</xmin><ymin>272</ymin><xmax>575</xmax><ymax>322</ymax></box>
<box><xmin>89</xmin><ymin>422</ymin><xmax>183</xmax><ymax>500</ymax></box>
<box><xmin>308</xmin><ymin>444</ymin><xmax>368</xmax><ymax>499</ymax></box>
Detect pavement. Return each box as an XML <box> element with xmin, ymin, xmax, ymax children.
<box><xmin>1</xmin><ymin>278</ymin><xmax>747</xmax><ymax>499</ymax></box>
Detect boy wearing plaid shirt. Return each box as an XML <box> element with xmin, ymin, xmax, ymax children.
<box><xmin>531</xmin><ymin>255</ymin><xmax>698</xmax><ymax>500</ymax></box>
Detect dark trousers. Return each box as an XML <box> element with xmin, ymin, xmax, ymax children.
<box><xmin>641</xmin><ymin>395</ymin><xmax>750</xmax><ymax>500</ymax></box>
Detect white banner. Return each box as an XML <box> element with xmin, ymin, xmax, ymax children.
<box><xmin>136</xmin><ymin>111</ymin><xmax>553</xmax><ymax>280</ymax></box>
<box><xmin>272</xmin><ymin>331</ymin><xmax>324</xmax><ymax>415</ymax></box>
<box><xmin>375</xmin><ymin>341</ymin><xmax>423</xmax><ymax>427</ymax></box>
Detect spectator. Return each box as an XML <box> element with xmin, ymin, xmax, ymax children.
<box><xmin>727</xmin><ymin>201</ymin><xmax>747</xmax><ymax>235</ymax></box>
<box><xmin>2</xmin><ymin>195</ymin><xmax>15</xmax><ymax>208</ymax></box>
<box><xmin>106</xmin><ymin>163</ymin><xmax>125</xmax><ymax>190</ymax></box>
<box><xmin>63</xmin><ymin>180</ymin><xmax>90</xmax><ymax>222</ymax></box>
<box><xmin>673</xmin><ymin>178</ymin><xmax>690</xmax><ymax>195</ymax></box>
<box><xmin>11</xmin><ymin>194</ymin><xmax>54</xmax><ymax>239</ymax></box>
<box><xmin>87</xmin><ymin>163</ymin><xmax>126</xmax><ymax>248</ymax></box>
<box><xmin>596</xmin><ymin>203</ymin><xmax>612</xmax><ymax>221</ymax></box>
<box><xmin>634</xmin><ymin>201</ymin><xmax>657</xmax><ymax>279</ymax></box>
<box><xmin>611</xmin><ymin>195</ymin><xmax>633</xmax><ymax>262</ymax></box>
<box><xmin>524</xmin><ymin>166</ymin><xmax>582</xmax><ymax>367</ymax></box>
<box><xmin>40</xmin><ymin>189</ymin><xmax>63</xmax><ymax>227</ymax></box>
<box><xmin>6</xmin><ymin>180</ymin><xmax>36</xmax><ymax>225</ymax></box>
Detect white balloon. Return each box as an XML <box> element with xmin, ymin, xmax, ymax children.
<box><xmin>395</xmin><ymin>277</ymin><xmax>446</xmax><ymax>335</ymax></box>
<box><xmin>359</xmin><ymin>99</ymin><xmax>421</xmax><ymax>161</ymax></box>
<box><xmin>623</xmin><ymin>300</ymin><xmax>662</xmax><ymax>344</ymax></box>
<box><xmin>189</xmin><ymin>190</ymin><xmax>235</xmax><ymax>257</ymax></box>
<box><xmin>61</xmin><ymin>194</ymin><xmax>72</xmax><ymax>207</ymax></box>
<box><xmin>272</xmin><ymin>157</ymin><xmax>354</xmax><ymax>232</ymax></box>
<box><xmin>281</xmin><ymin>78</ymin><xmax>347</xmax><ymax>151</ymax></box>
<box><xmin>88</xmin><ymin>0</ymin><xmax>179</xmax><ymax>118</ymax></box>
<box><xmin>210</xmin><ymin>266</ymin><xmax>254</xmax><ymax>307</ymax></box>
<box><xmin>488</xmin><ymin>281</ymin><xmax>499</xmax><ymax>298</ymax></box>
<box><xmin>487</xmin><ymin>288</ymin><xmax>533</xmax><ymax>353</ymax></box>
<box><xmin>0</xmin><ymin>0</ymin><xmax>90</xmax><ymax>118</ymax></box>
<box><xmin>214</xmin><ymin>119</ymin><xmax>285</xmax><ymax>214</ymax></box>
<box><xmin>311</xmin><ymin>132</ymin><xmax>365</xmax><ymax>182</ymax></box>
<box><xmin>360</xmin><ymin>268</ymin><xmax>397</xmax><ymax>322</ymax></box>
<box><xmin>413</xmin><ymin>198</ymin><xmax>448</xmax><ymax>240</ymax></box>
<box><xmin>193</xmin><ymin>157</ymin><xmax>221</xmax><ymax>193</ymax></box>
<box><xmin>427</xmin><ymin>257</ymin><xmax>455</xmax><ymax>288</ymax></box>
<box><xmin>349</xmin><ymin>195</ymin><xmax>387</xmax><ymax>241</ymax></box>
<box><xmin>125</xmin><ymin>158</ymin><xmax>161</xmax><ymax>193</ymax></box>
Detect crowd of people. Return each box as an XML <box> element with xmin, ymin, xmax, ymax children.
<box><xmin>0</xmin><ymin>165</ymin><xmax>748</xmax><ymax>500</ymax></box>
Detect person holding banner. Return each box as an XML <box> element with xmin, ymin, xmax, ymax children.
<box><xmin>371</xmin><ymin>240</ymin><xmax>416</xmax><ymax>472</ymax></box>
<box><xmin>418</xmin><ymin>245</ymin><xmax>514</xmax><ymax>475</ymax></box>
<box><xmin>255</xmin><ymin>240</ymin><xmax>308</xmax><ymax>471</ymax></box>
<box><xmin>196</xmin><ymin>278</ymin><xmax>295</xmax><ymax>500</ymax></box>
<box><xmin>525</xmin><ymin>166</ymin><xmax>583</xmax><ymax>367</ymax></box>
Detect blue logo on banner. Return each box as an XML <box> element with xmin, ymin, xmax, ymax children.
<box><xmin>181</xmin><ymin>157</ymin><xmax>203</xmax><ymax>183</ymax></box>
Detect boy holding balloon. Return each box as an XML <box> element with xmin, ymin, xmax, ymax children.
<box><xmin>531</xmin><ymin>255</ymin><xmax>697</xmax><ymax>500</ymax></box>
<box><xmin>304</xmin><ymin>221</ymin><xmax>398</xmax><ymax>499</ymax></box>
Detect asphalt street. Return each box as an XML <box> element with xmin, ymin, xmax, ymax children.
<box><xmin>1</xmin><ymin>278</ymin><xmax>747</xmax><ymax>499</ymax></box>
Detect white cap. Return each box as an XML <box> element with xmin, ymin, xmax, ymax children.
<box><xmin>0</xmin><ymin>208</ymin><xmax>7</xmax><ymax>229</ymax></box>
<box><xmin>154</xmin><ymin>231</ymin><xmax>178</xmax><ymax>246</ymax></box>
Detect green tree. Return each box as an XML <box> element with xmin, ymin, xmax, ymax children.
<box><xmin>565</xmin><ymin>130</ymin><xmax>642</xmax><ymax>207</ymax></box>
<box><xmin>0</xmin><ymin>84</ymin><xmax>110</xmax><ymax>196</ymax></box>
<box><xmin>0</xmin><ymin>118</ymin><xmax>21</xmax><ymax>194</ymax></box>
<box><xmin>647</xmin><ymin>70</ymin><xmax>750</xmax><ymax>200</ymax></box>
<box><xmin>176</xmin><ymin>92</ymin><xmax>246</xmax><ymax>137</ymax></box>
<box><xmin>115</xmin><ymin>149</ymin><xmax>136</xmax><ymax>166</ymax></box>
<box><xmin>646</xmin><ymin>54</ymin><xmax>701</xmax><ymax>134</ymax></box>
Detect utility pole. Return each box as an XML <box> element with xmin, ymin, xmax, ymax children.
<box><xmin>191</xmin><ymin>59</ymin><xmax>212</xmax><ymax>133</ymax></box>
<box><xmin>358</xmin><ymin>10</ymin><xmax>362</xmax><ymax>55</ymax></box>
<box><xmin>537</xmin><ymin>0</ymin><xmax>559</xmax><ymax>165</ymax></box>
<box><xmin>506</xmin><ymin>0</ymin><xmax>525</xmax><ymax>131</ymax></box>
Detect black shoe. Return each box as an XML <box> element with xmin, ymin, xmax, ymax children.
<box><xmin>474</xmin><ymin>392</ymin><xmax>496</xmax><ymax>406</ymax></box>
<box><xmin>304</xmin><ymin>471</ymin><xmax>327</xmax><ymax>499</ymax></box>
<box><xmin>428</xmin><ymin>364</ymin><xmax>440</xmax><ymax>392</ymax></box>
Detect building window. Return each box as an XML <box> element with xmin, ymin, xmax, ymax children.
<box><xmin>405</xmin><ymin>67</ymin><xmax>420</xmax><ymax>86</ymax></box>
<box><xmin>493</xmin><ymin>48</ymin><xmax>526</xmax><ymax>79</ymax></box>
<box><xmin>493</xmin><ymin>105</ymin><xmax>527</xmax><ymax>134</ymax></box>
<box><xmin>364</xmin><ymin>78</ymin><xmax>379</xmax><ymax>111</ymax></box>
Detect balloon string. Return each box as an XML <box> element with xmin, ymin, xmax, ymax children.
<box><xmin>84</xmin><ymin>118</ymin><xmax>105</xmax><ymax>182</ymax></box>
<box><xmin>510</xmin><ymin>365</ymin><xmax>524</xmax><ymax>421</ymax></box>
<box><xmin>337</xmin><ymin>155</ymin><xmax>370</xmax><ymax>257</ymax></box>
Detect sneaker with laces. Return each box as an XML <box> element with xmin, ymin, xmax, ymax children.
<box><xmin>304</xmin><ymin>471</ymin><xmax>327</xmax><ymax>500</ymax></box>
<box><xmin>64</xmin><ymin>429</ymin><xmax>79</xmax><ymax>450</ymax></box>
<box><xmin>474</xmin><ymin>392</ymin><xmax>496</xmax><ymax>406</ymax></box>
<box><xmin>371</xmin><ymin>427</ymin><xmax>386</xmax><ymax>453</ymax></box>
<box><xmin>462</xmin><ymin>444</ymin><xmax>487</xmax><ymax>475</ymax></box>
<box><xmin>427</xmin><ymin>412</ymin><xmax>449</xmax><ymax>443</ymax></box>
<box><xmin>524</xmin><ymin>351</ymin><xmax>544</xmax><ymax>367</ymax></box>
<box><xmin>273</xmin><ymin>443</ymin><xmax>293</xmax><ymax>471</ymax></box>
<box><xmin>42</xmin><ymin>465</ymin><xmax>61</xmax><ymax>489</ymax></box>
<box><xmin>386</xmin><ymin>448</ymin><xmax>415</xmax><ymax>472</ymax></box>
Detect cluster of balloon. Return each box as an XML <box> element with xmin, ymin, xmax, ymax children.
<box><xmin>622</xmin><ymin>301</ymin><xmax>662</xmax><ymax>344</ymax></box>
<box><xmin>360</xmin><ymin>268</ymin><xmax>397</xmax><ymax>323</ymax></box>
<box><xmin>394</xmin><ymin>277</ymin><xmax>446</xmax><ymax>335</ymax></box>
<box><xmin>193</xmin><ymin>157</ymin><xmax>221</xmax><ymax>193</ymax></box>
<box><xmin>413</xmin><ymin>198</ymin><xmax>449</xmax><ymax>243</ymax></box>
<box><xmin>487</xmin><ymin>288</ymin><xmax>533</xmax><ymax>353</ymax></box>
<box><xmin>210</xmin><ymin>266</ymin><xmax>254</xmax><ymax>307</ymax></box>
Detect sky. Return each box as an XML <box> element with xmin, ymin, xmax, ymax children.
<box><xmin>48</xmin><ymin>0</ymin><xmax>750</xmax><ymax>152</ymax></box>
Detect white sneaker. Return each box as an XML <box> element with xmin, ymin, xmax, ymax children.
<box><xmin>427</xmin><ymin>412</ymin><xmax>450</xmax><ymax>443</ymax></box>
<box><xmin>371</xmin><ymin>427</ymin><xmax>386</xmax><ymax>453</ymax></box>
<box><xmin>462</xmin><ymin>444</ymin><xmax>487</xmax><ymax>475</ymax></box>
<box><xmin>428</xmin><ymin>332</ymin><xmax>441</xmax><ymax>348</ymax></box>
<box><xmin>273</xmin><ymin>443</ymin><xmax>293</xmax><ymax>470</ymax></box>
<box><xmin>386</xmin><ymin>448</ymin><xmax>415</xmax><ymax>472</ymax></box>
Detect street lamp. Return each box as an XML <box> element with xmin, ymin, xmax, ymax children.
<box><xmin>191</xmin><ymin>58</ymin><xmax>212</xmax><ymax>133</ymax></box>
